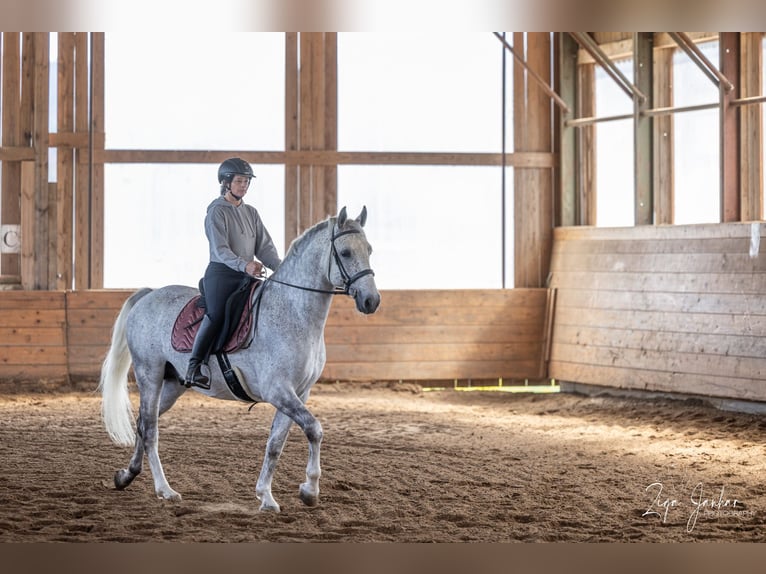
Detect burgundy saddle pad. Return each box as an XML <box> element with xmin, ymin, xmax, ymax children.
<box><xmin>171</xmin><ymin>281</ymin><xmax>260</xmax><ymax>353</ymax></box>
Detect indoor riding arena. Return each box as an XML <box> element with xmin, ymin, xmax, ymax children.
<box><xmin>2</xmin><ymin>31</ymin><xmax>766</xmax><ymax>544</ymax></box>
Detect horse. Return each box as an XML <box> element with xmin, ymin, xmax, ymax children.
<box><xmin>98</xmin><ymin>206</ymin><xmax>380</xmax><ymax>512</ymax></box>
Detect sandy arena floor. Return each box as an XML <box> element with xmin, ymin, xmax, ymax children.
<box><xmin>0</xmin><ymin>382</ymin><xmax>764</xmax><ymax>542</ymax></box>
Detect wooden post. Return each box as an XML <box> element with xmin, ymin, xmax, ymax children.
<box><xmin>720</xmin><ymin>32</ymin><xmax>740</xmax><ymax>223</ymax></box>
<box><xmin>284</xmin><ymin>33</ymin><xmax>299</xmax><ymax>247</ymax></box>
<box><xmin>739</xmin><ymin>32</ymin><xmax>763</xmax><ymax>221</ymax></box>
<box><xmin>653</xmin><ymin>45</ymin><xmax>674</xmax><ymax>225</ymax></box>
<box><xmin>323</xmin><ymin>33</ymin><xmax>338</xmax><ymax>220</ymax></box>
<box><xmin>56</xmin><ymin>32</ymin><xmax>76</xmax><ymax>290</ymax></box>
<box><xmin>1</xmin><ymin>33</ymin><xmax>22</xmax><ymax>280</ymax></box>
<box><xmin>514</xmin><ymin>33</ymin><xmax>553</xmax><ymax>288</ymax></box>
<box><xmin>557</xmin><ymin>33</ymin><xmax>578</xmax><ymax>227</ymax></box>
<box><xmin>291</xmin><ymin>33</ymin><xmax>338</xmax><ymax>241</ymax></box>
<box><xmin>74</xmin><ymin>32</ymin><xmax>89</xmax><ymax>289</ymax></box>
<box><xmin>90</xmin><ymin>33</ymin><xmax>105</xmax><ymax>288</ymax></box>
<box><xmin>634</xmin><ymin>32</ymin><xmax>653</xmax><ymax>225</ymax></box>
<box><xmin>579</xmin><ymin>63</ymin><xmax>597</xmax><ymax>225</ymax></box>
<box><xmin>31</xmin><ymin>34</ymin><xmax>50</xmax><ymax>289</ymax></box>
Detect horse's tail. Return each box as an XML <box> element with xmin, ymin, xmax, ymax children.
<box><xmin>98</xmin><ymin>288</ymin><xmax>153</xmax><ymax>447</ymax></box>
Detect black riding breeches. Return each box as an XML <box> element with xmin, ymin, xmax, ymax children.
<box><xmin>202</xmin><ymin>262</ymin><xmax>248</xmax><ymax>334</ymax></box>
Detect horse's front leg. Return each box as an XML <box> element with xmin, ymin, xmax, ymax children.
<box><xmin>256</xmin><ymin>399</ymin><xmax>323</xmax><ymax>511</ymax></box>
<box><xmin>256</xmin><ymin>410</ymin><xmax>294</xmax><ymax>512</ymax></box>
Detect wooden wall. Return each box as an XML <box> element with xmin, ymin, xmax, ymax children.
<box><xmin>0</xmin><ymin>288</ymin><xmax>551</xmax><ymax>386</ymax></box>
<box><xmin>549</xmin><ymin>223</ymin><xmax>766</xmax><ymax>404</ymax></box>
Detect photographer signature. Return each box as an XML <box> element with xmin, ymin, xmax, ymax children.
<box><xmin>642</xmin><ymin>482</ymin><xmax>743</xmax><ymax>533</ymax></box>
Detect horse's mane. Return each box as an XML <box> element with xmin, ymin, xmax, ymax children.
<box><xmin>283</xmin><ymin>217</ymin><xmax>333</xmax><ymax>259</ymax></box>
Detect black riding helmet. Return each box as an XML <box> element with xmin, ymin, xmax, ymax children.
<box><xmin>218</xmin><ymin>157</ymin><xmax>255</xmax><ymax>186</ymax></box>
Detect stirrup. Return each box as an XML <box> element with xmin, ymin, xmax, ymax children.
<box><xmin>184</xmin><ymin>362</ymin><xmax>210</xmax><ymax>390</ymax></box>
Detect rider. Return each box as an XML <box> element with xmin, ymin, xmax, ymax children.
<box><xmin>184</xmin><ymin>157</ymin><xmax>282</xmax><ymax>389</ymax></box>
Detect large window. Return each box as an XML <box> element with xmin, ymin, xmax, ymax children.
<box><xmin>338</xmin><ymin>33</ymin><xmax>510</xmax><ymax>289</ymax></box>
<box><xmin>673</xmin><ymin>40</ymin><xmax>720</xmax><ymax>224</ymax></box>
<box><xmin>595</xmin><ymin>59</ymin><xmax>634</xmax><ymax>227</ymax></box>
<box><xmin>103</xmin><ymin>33</ymin><xmax>285</xmax><ymax>288</ymax></box>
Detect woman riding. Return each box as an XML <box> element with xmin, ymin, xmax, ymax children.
<box><xmin>184</xmin><ymin>157</ymin><xmax>282</xmax><ymax>389</ymax></box>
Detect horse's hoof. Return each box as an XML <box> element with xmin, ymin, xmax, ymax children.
<box><xmin>114</xmin><ymin>469</ymin><xmax>136</xmax><ymax>490</ymax></box>
<box><xmin>299</xmin><ymin>484</ymin><xmax>319</xmax><ymax>507</ymax></box>
<box><xmin>259</xmin><ymin>501</ymin><xmax>281</xmax><ymax>513</ymax></box>
<box><xmin>156</xmin><ymin>487</ymin><xmax>182</xmax><ymax>502</ymax></box>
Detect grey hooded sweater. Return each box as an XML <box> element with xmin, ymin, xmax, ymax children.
<box><xmin>204</xmin><ymin>196</ymin><xmax>281</xmax><ymax>273</ymax></box>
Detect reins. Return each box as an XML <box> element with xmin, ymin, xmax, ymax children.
<box><xmin>262</xmin><ymin>225</ymin><xmax>375</xmax><ymax>297</ymax></box>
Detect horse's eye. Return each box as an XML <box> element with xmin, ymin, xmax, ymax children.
<box><xmin>341</xmin><ymin>249</ymin><xmax>351</xmax><ymax>258</ymax></box>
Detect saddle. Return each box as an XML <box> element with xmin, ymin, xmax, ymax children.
<box><xmin>171</xmin><ymin>277</ymin><xmax>262</xmax><ymax>354</ymax></box>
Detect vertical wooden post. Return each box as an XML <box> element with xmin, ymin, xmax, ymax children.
<box><xmin>514</xmin><ymin>32</ymin><xmax>553</xmax><ymax>288</ymax></box>
<box><xmin>579</xmin><ymin>63</ymin><xmax>597</xmax><ymax>225</ymax></box>
<box><xmin>740</xmin><ymin>32</ymin><xmax>763</xmax><ymax>221</ymax></box>
<box><xmin>1</xmin><ymin>33</ymin><xmax>21</xmax><ymax>279</ymax></box>
<box><xmin>56</xmin><ymin>32</ymin><xmax>76</xmax><ymax>290</ymax></box>
<box><xmin>653</xmin><ymin>46</ymin><xmax>674</xmax><ymax>225</ymax></box>
<box><xmin>284</xmin><ymin>32</ymin><xmax>299</xmax><ymax>247</ymax></box>
<box><xmin>290</xmin><ymin>33</ymin><xmax>338</xmax><ymax>242</ymax></box>
<box><xmin>90</xmin><ymin>32</ymin><xmax>105</xmax><ymax>288</ymax></box>
<box><xmin>720</xmin><ymin>32</ymin><xmax>740</xmax><ymax>223</ymax></box>
<box><xmin>74</xmin><ymin>32</ymin><xmax>89</xmax><ymax>289</ymax></box>
<box><xmin>557</xmin><ymin>33</ymin><xmax>578</xmax><ymax>227</ymax></box>
<box><xmin>323</xmin><ymin>33</ymin><xmax>338</xmax><ymax>219</ymax></box>
<box><xmin>634</xmin><ymin>32</ymin><xmax>653</xmax><ymax>225</ymax></box>
<box><xmin>33</xmin><ymin>34</ymin><xmax>50</xmax><ymax>289</ymax></box>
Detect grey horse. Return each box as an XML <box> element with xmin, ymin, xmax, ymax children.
<box><xmin>99</xmin><ymin>206</ymin><xmax>380</xmax><ymax>512</ymax></box>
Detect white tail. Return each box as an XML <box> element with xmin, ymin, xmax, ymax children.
<box><xmin>98</xmin><ymin>288</ymin><xmax>152</xmax><ymax>447</ymax></box>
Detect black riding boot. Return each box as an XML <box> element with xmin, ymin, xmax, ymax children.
<box><xmin>184</xmin><ymin>316</ymin><xmax>217</xmax><ymax>389</ymax></box>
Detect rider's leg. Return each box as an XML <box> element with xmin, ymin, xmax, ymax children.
<box><xmin>184</xmin><ymin>314</ymin><xmax>217</xmax><ymax>389</ymax></box>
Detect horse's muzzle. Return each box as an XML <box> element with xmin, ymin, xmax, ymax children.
<box><xmin>355</xmin><ymin>290</ymin><xmax>380</xmax><ymax>314</ymax></box>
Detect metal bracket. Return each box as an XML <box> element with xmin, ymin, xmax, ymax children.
<box><xmin>570</xmin><ymin>32</ymin><xmax>648</xmax><ymax>103</ymax></box>
<box><xmin>668</xmin><ymin>32</ymin><xmax>735</xmax><ymax>92</ymax></box>
<box><xmin>1</xmin><ymin>224</ymin><xmax>21</xmax><ymax>254</ymax></box>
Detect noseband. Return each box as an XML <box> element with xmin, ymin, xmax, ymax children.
<box><xmin>266</xmin><ymin>225</ymin><xmax>375</xmax><ymax>296</ymax></box>
<box><xmin>328</xmin><ymin>228</ymin><xmax>376</xmax><ymax>295</ymax></box>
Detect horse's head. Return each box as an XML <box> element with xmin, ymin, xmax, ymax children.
<box><xmin>331</xmin><ymin>206</ymin><xmax>380</xmax><ymax>314</ymax></box>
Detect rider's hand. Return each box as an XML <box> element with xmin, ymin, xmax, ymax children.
<box><xmin>245</xmin><ymin>261</ymin><xmax>264</xmax><ymax>277</ymax></box>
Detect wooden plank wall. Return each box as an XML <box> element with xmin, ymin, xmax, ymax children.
<box><xmin>549</xmin><ymin>223</ymin><xmax>766</xmax><ymax>403</ymax></box>
<box><xmin>0</xmin><ymin>291</ymin><xmax>67</xmax><ymax>381</ymax></box>
<box><xmin>0</xmin><ymin>289</ymin><xmax>551</xmax><ymax>385</ymax></box>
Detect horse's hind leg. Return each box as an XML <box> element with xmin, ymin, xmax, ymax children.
<box><xmin>114</xmin><ymin>419</ymin><xmax>145</xmax><ymax>490</ymax></box>
<box><xmin>114</xmin><ymin>378</ymin><xmax>186</xmax><ymax>492</ymax></box>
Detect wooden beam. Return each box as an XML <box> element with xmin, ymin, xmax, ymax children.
<box><xmin>557</xmin><ymin>32</ymin><xmax>578</xmax><ymax>227</ymax></box>
<box><xmin>74</xmin><ymin>32</ymin><xmax>89</xmax><ymax>289</ymax></box>
<box><xmin>284</xmin><ymin>32</ymin><xmax>299</xmax><ymax>247</ymax></box>
<box><xmin>56</xmin><ymin>32</ymin><xmax>75</xmax><ymax>290</ymax></box>
<box><xmin>579</xmin><ymin>64</ymin><xmax>597</xmax><ymax>225</ymax></box>
<box><xmin>514</xmin><ymin>33</ymin><xmax>553</xmax><ymax>288</ymax></box>
<box><xmin>739</xmin><ymin>32</ymin><xmax>763</xmax><ymax>221</ymax></box>
<box><xmin>89</xmin><ymin>33</ymin><xmax>105</xmax><ymax>288</ymax></box>
<box><xmin>653</xmin><ymin>46</ymin><xmax>674</xmax><ymax>225</ymax></box>
<box><xmin>634</xmin><ymin>32</ymin><xmax>653</xmax><ymax>225</ymax></box>
<box><xmin>32</xmin><ymin>33</ymin><xmax>50</xmax><ymax>289</ymax></box>
<box><xmin>323</xmin><ymin>32</ymin><xmax>338</xmax><ymax>220</ymax></box>
<box><xmin>2</xmin><ymin>33</ymin><xmax>22</xmax><ymax>278</ymax></box>
<box><xmin>96</xmin><ymin>149</ymin><xmax>555</xmax><ymax>167</ymax></box>
<box><xmin>720</xmin><ymin>32</ymin><xmax>740</xmax><ymax>223</ymax></box>
<box><xmin>299</xmin><ymin>34</ymin><xmax>316</xmax><ymax>234</ymax></box>
<box><xmin>20</xmin><ymin>161</ymin><xmax>34</xmax><ymax>289</ymax></box>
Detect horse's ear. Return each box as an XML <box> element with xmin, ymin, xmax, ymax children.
<box><xmin>356</xmin><ymin>205</ymin><xmax>368</xmax><ymax>227</ymax></box>
<box><xmin>337</xmin><ymin>206</ymin><xmax>348</xmax><ymax>227</ymax></box>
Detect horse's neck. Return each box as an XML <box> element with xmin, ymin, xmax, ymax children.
<box><xmin>269</xmin><ymin>224</ymin><xmax>334</xmax><ymax>323</ymax></box>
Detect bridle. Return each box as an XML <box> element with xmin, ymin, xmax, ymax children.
<box><xmin>265</xmin><ymin>224</ymin><xmax>375</xmax><ymax>296</ymax></box>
